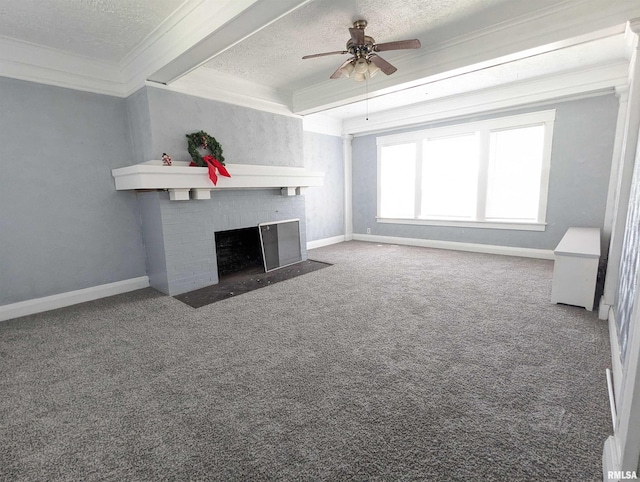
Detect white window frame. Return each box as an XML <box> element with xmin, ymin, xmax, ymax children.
<box><xmin>376</xmin><ymin>110</ymin><xmax>555</xmax><ymax>231</ymax></box>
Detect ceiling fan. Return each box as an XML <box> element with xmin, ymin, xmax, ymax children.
<box><xmin>302</xmin><ymin>20</ymin><xmax>421</xmax><ymax>81</ymax></box>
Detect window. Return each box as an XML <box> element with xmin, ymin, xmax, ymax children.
<box><xmin>486</xmin><ymin>125</ymin><xmax>545</xmax><ymax>221</ymax></box>
<box><xmin>421</xmin><ymin>133</ymin><xmax>479</xmax><ymax>218</ymax></box>
<box><xmin>376</xmin><ymin>110</ymin><xmax>555</xmax><ymax>231</ymax></box>
<box><xmin>379</xmin><ymin>143</ymin><xmax>416</xmax><ymax>218</ymax></box>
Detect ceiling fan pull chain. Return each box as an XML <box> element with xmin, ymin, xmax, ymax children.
<box><xmin>366</xmin><ymin>76</ymin><xmax>369</xmax><ymax>121</ymax></box>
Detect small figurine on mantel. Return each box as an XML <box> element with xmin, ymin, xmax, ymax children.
<box><xmin>162</xmin><ymin>153</ymin><xmax>172</xmax><ymax>166</ymax></box>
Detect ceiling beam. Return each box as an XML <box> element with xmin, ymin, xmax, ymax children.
<box><xmin>342</xmin><ymin>62</ymin><xmax>629</xmax><ymax>135</ymax></box>
<box><xmin>160</xmin><ymin>68</ymin><xmax>296</xmax><ymax>117</ymax></box>
<box><xmin>147</xmin><ymin>0</ymin><xmax>313</xmax><ymax>85</ymax></box>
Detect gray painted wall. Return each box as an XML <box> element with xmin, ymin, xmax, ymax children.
<box><xmin>351</xmin><ymin>94</ymin><xmax>619</xmax><ymax>250</ymax></box>
<box><xmin>303</xmin><ymin>131</ymin><xmax>345</xmax><ymax>242</ymax></box>
<box><xmin>126</xmin><ymin>87</ymin><xmax>153</xmax><ymax>164</ymax></box>
<box><xmin>138</xmin><ymin>192</ymin><xmax>169</xmax><ymax>294</ymax></box>
<box><xmin>146</xmin><ymin>87</ymin><xmax>303</xmax><ymax>167</ymax></box>
<box><xmin>0</xmin><ymin>77</ymin><xmax>146</xmax><ymax>305</ymax></box>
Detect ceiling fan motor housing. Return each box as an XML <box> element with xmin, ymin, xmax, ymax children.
<box><xmin>347</xmin><ymin>36</ymin><xmax>375</xmax><ymax>58</ymax></box>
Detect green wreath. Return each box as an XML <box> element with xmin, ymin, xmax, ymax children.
<box><xmin>186</xmin><ymin>130</ymin><xmax>225</xmax><ymax>167</ymax></box>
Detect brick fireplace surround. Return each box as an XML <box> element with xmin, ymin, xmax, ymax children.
<box><xmin>138</xmin><ymin>189</ymin><xmax>307</xmax><ymax>296</ymax></box>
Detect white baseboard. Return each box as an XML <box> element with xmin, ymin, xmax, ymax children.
<box><xmin>606</xmin><ymin>368</ymin><xmax>617</xmax><ymax>431</ymax></box>
<box><xmin>609</xmin><ymin>308</ymin><xmax>623</xmax><ymax>409</ymax></box>
<box><xmin>600</xmin><ymin>296</ymin><xmax>612</xmax><ymax>320</ymax></box>
<box><xmin>307</xmin><ymin>235</ymin><xmax>345</xmax><ymax>250</ymax></box>
<box><xmin>351</xmin><ymin>234</ymin><xmax>555</xmax><ymax>259</ymax></box>
<box><xmin>0</xmin><ymin>276</ymin><xmax>150</xmax><ymax>322</ymax></box>
<box><xmin>603</xmin><ymin>436</ymin><xmax>621</xmax><ymax>481</ymax></box>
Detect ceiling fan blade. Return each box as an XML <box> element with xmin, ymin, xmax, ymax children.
<box><xmin>369</xmin><ymin>54</ymin><xmax>397</xmax><ymax>75</ymax></box>
<box><xmin>374</xmin><ymin>39</ymin><xmax>421</xmax><ymax>52</ymax></box>
<box><xmin>330</xmin><ymin>58</ymin><xmax>355</xmax><ymax>79</ymax></box>
<box><xmin>349</xmin><ymin>27</ymin><xmax>364</xmax><ymax>45</ymax></box>
<box><xmin>302</xmin><ymin>50</ymin><xmax>348</xmax><ymax>59</ymax></box>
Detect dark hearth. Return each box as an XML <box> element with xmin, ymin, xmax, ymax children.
<box><xmin>174</xmin><ymin>260</ymin><xmax>331</xmax><ymax>308</ymax></box>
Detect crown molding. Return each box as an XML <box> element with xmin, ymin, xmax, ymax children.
<box><xmin>343</xmin><ymin>61</ymin><xmax>629</xmax><ymax>135</ymax></box>
<box><xmin>0</xmin><ymin>0</ymin><xmax>253</xmax><ymax>98</ymax></box>
<box><xmin>628</xmin><ymin>17</ymin><xmax>640</xmax><ymax>35</ymax></box>
<box><xmin>625</xmin><ymin>19</ymin><xmax>640</xmax><ymax>60</ymax></box>
<box><xmin>0</xmin><ymin>35</ymin><xmax>126</xmax><ymax>96</ymax></box>
<box><xmin>292</xmin><ymin>0</ymin><xmax>639</xmax><ymax>114</ymax></box>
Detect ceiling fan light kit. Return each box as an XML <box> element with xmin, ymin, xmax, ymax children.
<box><xmin>302</xmin><ymin>19</ymin><xmax>421</xmax><ymax>81</ymax></box>
<box><xmin>342</xmin><ymin>62</ymin><xmax>355</xmax><ymax>77</ymax></box>
<box><xmin>341</xmin><ymin>59</ymin><xmax>380</xmax><ymax>82</ymax></box>
<box><xmin>354</xmin><ymin>57</ymin><xmax>369</xmax><ymax>74</ymax></box>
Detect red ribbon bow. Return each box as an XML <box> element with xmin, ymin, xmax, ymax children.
<box><xmin>202</xmin><ymin>155</ymin><xmax>231</xmax><ymax>185</ymax></box>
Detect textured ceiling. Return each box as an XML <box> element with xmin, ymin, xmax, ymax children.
<box><xmin>203</xmin><ymin>0</ymin><xmax>561</xmax><ymax>93</ymax></box>
<box><xmin>320</xmin><ymin>33</ymin><xmax>628</xmax><ymax>118</ymax></box>
<box><xmin>0</xmin><ymin>0</ymin><xmax>187</xmax><ymax>62</ymax></box>
<box><xmin>0</xmin><ymin>0</ymin><xmax>633</xmax><ymax>118</ymax></box>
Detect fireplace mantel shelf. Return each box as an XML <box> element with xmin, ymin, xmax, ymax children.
<box><xmin>112</xmin><ymin>160</ymin><xmax>324</xmax><ymax>200</ymax></box>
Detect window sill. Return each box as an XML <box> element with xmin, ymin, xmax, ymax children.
<box><xmin>376</xmin><ymin>217</ymin><xmax>547</xmax><ymax>231</ymax></box>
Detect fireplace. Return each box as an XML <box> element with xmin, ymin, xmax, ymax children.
<box><xmin>112</xmin><ymin>160</ymin><xmax>321</xmax><ymax>296</ymax></box>
<box><xmin>215</xmin><ymin>220</ymin><xmax>303</xmax><ymax>279</ymax></box>
<box><xmin>136</xmin><ymin>189</ymin><xmax>307</xmax><ymax>296</ymax></box>
<box><xmin>215</xmin><ymin>227</ymin><xmax>263</xmax><ymax>278</ymax></box>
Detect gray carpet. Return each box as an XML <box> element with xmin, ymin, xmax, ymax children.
<box><xmin>0</xmin><ymin>241</ymin><xmax>611</xmax><ymax>481</ymax></box>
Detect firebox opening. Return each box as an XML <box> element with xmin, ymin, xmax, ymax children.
<box><xmin>215</xmin><ymin>227</ymin><xmax>264</xmax><ymax>278</ymax></box>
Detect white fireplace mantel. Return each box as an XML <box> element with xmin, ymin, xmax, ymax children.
<box><xmin>112</xmin><ymin>160</ymin><xmax>324</xmax><ymax>200</ymax></box>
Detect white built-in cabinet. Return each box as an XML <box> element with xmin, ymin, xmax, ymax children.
<box><xmin>551</xmin><ymin>227</ymin><xmax>600</xmax><ymax>311</ymax></box>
